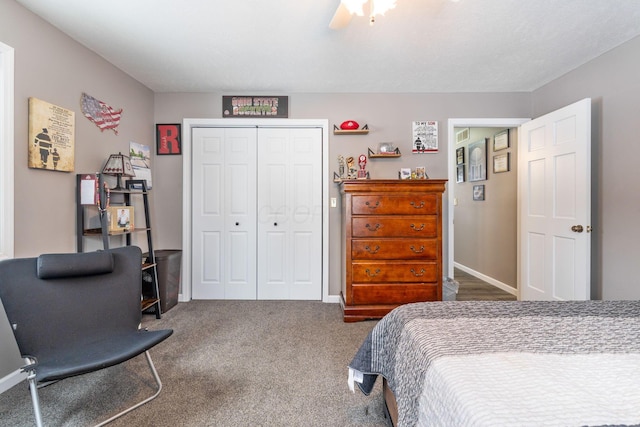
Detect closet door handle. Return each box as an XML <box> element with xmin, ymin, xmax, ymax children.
<box><xmin>274</xmin><ymin>222</ymin><xmax>278</xmax><ymax>226</ymax></box>
<box><xmin>235</xmin><ymin>222</ymin><xmax>239</xmax><ymax>226</ymax></box>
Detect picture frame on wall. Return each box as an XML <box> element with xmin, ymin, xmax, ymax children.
<box><xmin>468</xmin><ymin>138</ymin><xmax>487</xmax><ymax>182</ymax></box>
<box><xmin>456</xmin><ymin>147</ymin><xmax>465</xmax><ymax>165</ymax></box>
<box><xmin>456</xmin><ymin>165</ymin><xmax>465</xmax><ymax>183</ymax></box>
<box><xmin>473</xmin><ymin>185</ymin><xmax>485</xmax><ymax>201</ymax></box>
<box><xmin>156</xmin><ymin>123</ymin><xmax>182</xmax><ymax>155</ymax></box>
<box><xmin>493</xmin><ymin>153</ymin><xmax>510</xmax><ymax>173</ymax></box>
<box><xmin>493</xmin><ymin>129</ymin><xmax>509</xmax><ymax>151</ymax></box>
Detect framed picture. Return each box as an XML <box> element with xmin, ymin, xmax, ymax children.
<box><xmin>156</xmin><ymin>123</ymin><xmax>182</xmax><ymax>155</ymax></box>
<box><xmin>493</xmin><ymin>130</ymin><xmax>509</xmax><ymax>151</ymax></box>
<box><xmin>456</xmin><ymin>147</ymin><xmax>465</xmax><ymax>165</ymax></box>
<box><xmin>456</xmin><ymin>165</ymin><xmax>465</xmax><ymax>183</ymax></box>
<box><xmin>493</xmin><ymin>153</ymin><xmax>510</xmax><ymax>173</ymax></box>
<box><xmin>415</xmin><ymin>166</ymin><xmax>427</xmax><ymax>179</ymax></box>
<box><xmin>468</xmin><ymin>138</ymin><xmax>487</xmax><ymax>182</ymax></box>
<box><xmin>399</xmin><ymin>168</ymin><xmax>412</xmax><ymax>180</ymax></box>
<box><xmin>473</xmin><ymin>185</ymin><xmax>485</xmax><ymax>201</ymax></box>
<box><xmin>108</xmin><ymin>206</ymin><xmax>134</xmax><ymax>232</ymax></box>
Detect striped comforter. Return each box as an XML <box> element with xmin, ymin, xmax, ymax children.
<box><xmin>348</xmin><ymin>300</ymin><xmax>640</xmax><ymax>426</ymax></box>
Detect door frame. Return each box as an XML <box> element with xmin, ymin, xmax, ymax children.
<box><xmin>181</xmin><ymin>118</ymin><xmax>330</xmax><ymax>302</ymax></box>
<box><xmin>447</xmin><ymin>118</ymin><xmax>529</xmax><ymax>296</ymax></box>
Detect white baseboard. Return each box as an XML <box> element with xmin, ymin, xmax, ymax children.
<box><xmin>0</xmin><ymin>368</ymin><xmax>26</xmax><ymax>394</ymax></box>
<box><xmin>178</xmin><ymin>293</ymin><xmax>342</xmax><ymax>304</ymax></box>
<box><xmin>323</xmin><ymin>295</ymin><xmax>340</xmax><ymax>304</ymax></box>
<box><xmin>454</xmin><ymin>263</ymin><xmax>517</xmax><ymax>296</ymax></box>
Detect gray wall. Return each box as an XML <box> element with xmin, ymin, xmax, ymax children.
<box><xmin>453</xmin><ymin>127</ymin><xmax>517</xmax><ymax>289</ymax></box>
<box><xmin>531</xmin><ymin>35</ymin><xmax>640</xmax><ymax>300</ymax></box>
<box><xmin>1</xmin><ymin>0</ymin><xmax>154</xmax><ymax>385</ymax></box>
<box><xmin>154</xmin><ymin>93</ymin><xmax>530</xmax><ymax>296</ymax></box>
<box><xmin>1</xmin><ymin>0</ymin><xmax>155</xmax><ymax>257</ymax></box>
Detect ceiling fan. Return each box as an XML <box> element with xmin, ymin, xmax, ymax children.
<box><xmin>329</xmin><ymin>0</ymin><xmax>397</xmax><ymax>29</ymax></box>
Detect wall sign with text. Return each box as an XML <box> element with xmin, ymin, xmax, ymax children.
<box><xmin>156</xmin><ymin>123</ymin><xmax>181</xmax><ymax>155</ymax></box>
<box><xmin>222</xmin><ymin>96</ymin><xmax>289</xmax><ymax>118</ymax></box>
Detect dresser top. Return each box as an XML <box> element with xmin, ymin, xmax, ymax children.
<box><xmin>340</xmin><ymin>179</ymin><xmax>447</xmax><ymax>194</ymax></box>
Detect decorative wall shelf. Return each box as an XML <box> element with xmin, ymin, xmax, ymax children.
<box><xmin>367</xmin><ymin>147</ymin><xmax>401</xmax><ymax>158</ymax></box>
<box><xmin>333</xmin><ymin>124</ymin><xmax>369</xmax><ymax>135</ymax></box>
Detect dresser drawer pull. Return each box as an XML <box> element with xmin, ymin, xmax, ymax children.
<box><xmin>365</xmin><ymin>268</ymin><xmax>381</xmax><ymax>277</ymax></box>
<box><xmin>364</xmin><ymin>245</ymin><xmax>381</xmax><ymax>254</ymax></box>
<box><xmin>409</xmin><ymin>245</ymin><xmax>424</xmax><ymax>253</ymax></box>
<box><xmin>410</xmin><ymin>268</ymin><xmax>426</xmax><ymax>277</ymax></box>
<box><xmin>365</xmin><ymin>201</ymin><xmax>380</xmax><ymax>209</ymax></box>
<box><xmin>366</xmin><ymin>223</ymin><xmax>381</xmax><ymax>232</ymax></box>
<box><xmin>410</xmin><ymin>201</ymin><xmax>425</xmax><ymax>209</ymax></box>
<box><xmin>410</xmin><ymin>223</ymin><xmax>425</xmax><ymax>231</ymax></box>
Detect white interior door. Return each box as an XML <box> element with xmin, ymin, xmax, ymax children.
<box><xmin>191</xmin><ymin>127</ymin><xmax>257</xmax><ymax>299</ymax></box>
<box><xmin>519</xmin><ymin>98</ymin><xmax>591</xmax><ymax>300</ymax></box>
<box><xmin>257</xmin><ymin>128</ymin><xmax>322</xmax><ymax>300</ymax></box>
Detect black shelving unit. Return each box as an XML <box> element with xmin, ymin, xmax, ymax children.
<box><xmin>76</xmin><ymin>173</ymin><xmax>162</xmax><ymax>318</ymax></box>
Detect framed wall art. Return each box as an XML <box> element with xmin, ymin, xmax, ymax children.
<box><xmin>456</xmin><ymin>165</ymin><xmax>465</xmax><ymax>183</ymax></box>
<box><xmin>456</xmin><ymin>147</ymin><xmax>465</xmax><ymax>165</ymax></box>
<box><xmin>493</xmin><ymin>129</ymin><xmax>509</xmax><ymax>151</ymax></box>
<box><xmin>493</xmin><ymin>153</ymin><xmax>510</xmax><ymax>173</ymax></box>
<box><xmin>156</xmin><ymin>123</ymin><xmax>182</xmax><ymax>155</ymax></box>
<box><xmin>468</xmin><ymin>138</ymin><xmax>487</xmax><ymax>182</ymax></box>
<box><xmin>473</xmin><ymin>185</ymin><xmax>485</xmax><ymax>201</ymax></box>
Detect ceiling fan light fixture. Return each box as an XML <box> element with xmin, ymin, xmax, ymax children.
<box><xmin>370</xmin><ymin>0</ymin><xmax>397</xmax><ymax>17</ymax></box>
<box><xmin>341</xmin><ymin>0</ymin><xmax>367</xmax><ymax>16</ymax></box>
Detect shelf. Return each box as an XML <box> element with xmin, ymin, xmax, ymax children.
<box><xmin>333</xmin><ymin>124</ymin><xmax>369</xmax><ymax>135</ymax></box>
<box><xmin>141</xmin><ymin>298</ymin><xmax>159</xmax><ymax>312</ymax></box>
<box><xmin>77</xmin><ymin>174</ymin><xmax>163</xmax><ymax>319</ymax></box>
<box><xmin>368</xmin><ymin>147</ymin><xmax>401</xmax><ymax>158</ymax></box>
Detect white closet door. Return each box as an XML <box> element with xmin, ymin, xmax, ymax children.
<box><xmin>257</xmin><ymin>128</ymin><xmax>322</xmax><ymax>300</ymax></box>
<box><xmin>192</xmin><ymin>127</ymin><xmax>257</xmax><ymax>299</ymax></box>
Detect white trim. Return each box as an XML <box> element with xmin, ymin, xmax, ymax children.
<box><xmin>0</xmin><ymin>41</ymin><xmax>14</xmax><ymax>261</ymax></box>
<box><xmin>453</xmin><ymin>262</ymin><xmax>518</xmax><ymax>296</ymax></box>
<box><xmin>446</xmin><ymin>118</ymin><xmax>529</xmax><ymax>286</ymax></box>
<box><xmin>181</xmin><ymin>118</ymin><xmax>330</xmax><ymax>302</ymax></box>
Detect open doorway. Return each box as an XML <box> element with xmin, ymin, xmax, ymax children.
<box><xmin>447</xmin><ymin>119</ymin><xmax>529</xmax><ymax>297</ymax></box>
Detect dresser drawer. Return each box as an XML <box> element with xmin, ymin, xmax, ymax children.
<box><xmin>352</xmin><ymin>217</ymin><xmax>437</xmax><ymax>238</ymax></box>
<box><xmin>351</xmin><ymin>283</ymin><xmax>439</xmax><ymax>304</ymax></box>
<box><xmin>352</xmin><ymin>194</ymin><xmax>438</xmax><ymax>215</ymax></box>
<box><xmin>352</xmin><ymin>261</ymin><xmax>438</xmax><ymax>283</ymax></box>
<box><xmin>351</xmin><ymin>238</ymin><xmax>438</xmax><ymax>260</ymax></box>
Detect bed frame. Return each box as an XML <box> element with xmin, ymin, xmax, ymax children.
<box><xmin>382</xmin><ymin>379</ymin><xmax>398</xmax><ymax>427</ymax></box>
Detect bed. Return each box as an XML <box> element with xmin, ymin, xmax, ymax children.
<box><xmin>348</xmin><ymin>300</ymin><xmax>640</xmax><ymax>426</ymax></box>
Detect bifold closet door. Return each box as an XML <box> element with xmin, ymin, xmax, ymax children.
<box><xmin>256</xmin><ymin>128</ymin><xmax>322</xmax><ymax>300</ymax></box>
<box><xmin>191</xmin><ymin>127</ymin><xmax>257</xmax><ymax>299</ymax></box>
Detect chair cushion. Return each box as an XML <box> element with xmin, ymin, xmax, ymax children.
<box><xmin>37</xmin><ymin>251</ymin><xmax>114</xmax><ymax>279</ymax></box>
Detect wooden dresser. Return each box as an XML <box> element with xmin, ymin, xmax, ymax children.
<box><xmin>340</xmin><ymin>179</ymin><xmax>447</xmax><ymax>322</ymax></box>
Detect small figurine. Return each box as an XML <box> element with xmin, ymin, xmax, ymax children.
<box><xmin>346</xmin><ymin>156</ymin><xmax>357</xmax><ymax>179</ymax></box>
<box><xmin>357</xmin><ymin>154</ymin><xmax>368</xmax><ymax>179</ymax></box>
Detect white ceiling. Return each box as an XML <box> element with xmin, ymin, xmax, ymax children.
<box><xmin>15</xmin><ymin>0</ymin><xmax>640</xmax><ymax>93</ymax></box>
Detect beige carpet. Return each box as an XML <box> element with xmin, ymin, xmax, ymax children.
<box><xmin>0</xmin><ymin>300</ymin><xmax>389</xmax><ymax>427</ymax></box>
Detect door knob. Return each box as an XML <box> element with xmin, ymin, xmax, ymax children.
<box><xmin>235</xmin><ymin>222</ymin><xmax>239</xmax><ymax>226</ymax></box>
<box><xmin>571</xmin><ymin>225</ymin><xmax>584</xmax><ymax>233</ymax></box>
<box><xmin>274</xmin><ymin>222</ymin><xmax>278</xmax><ymax>226</ymax></box>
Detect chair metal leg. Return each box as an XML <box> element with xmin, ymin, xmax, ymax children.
<box><xmin>93</xmin><ymin>350</ymin><xmax>163</xmax><ymax>427</ymax></box>
<box><xmin>26</xmin><ymin>369</ymin><xmax>44</xmax><ymax>427</ymax></box>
